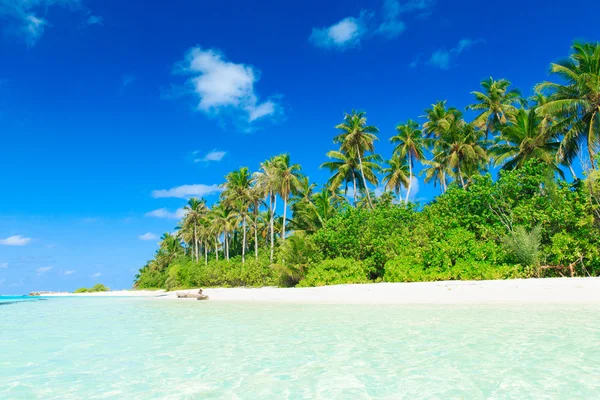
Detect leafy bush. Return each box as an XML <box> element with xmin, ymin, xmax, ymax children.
<box><xmin>298</xmin><ymin>257</ymin><xmax>370</xmax><ymax>287</ymax></box>
<box><xmin>271</xmin><ymin>232</ymin><xmax>322</xmax><ymax>287</ymax></box>
<box><xmin>74</xmin><ymin>284</ymin><xmax>110</xmax><ymax>293</ymax></box>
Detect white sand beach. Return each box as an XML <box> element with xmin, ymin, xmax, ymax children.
<box><xmin>40</xmin><ymin>277</ymin><xmax>600</xmax><ymax>304</ymax></box>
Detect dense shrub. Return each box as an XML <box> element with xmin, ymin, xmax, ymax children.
<box><xmin>298</xmin><ymin>258</ymin><xmax>370</xmax><ymax>287</ymax></box>
<box><xmin>74</xmin><ymin>283</ymin><xmax>110</xmax><ymax>293</ymax></box>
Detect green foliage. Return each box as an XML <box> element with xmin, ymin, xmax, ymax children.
<box><xmin>271</xmin><ymin>232</ymin><xmax>322</xmax><ymax>287</ymax></box>
<box><xmin>299</xmin><ymin>258</ymin><xmax>370</xmax><ymax>287</ymax></box>
<box><xmin>74</xmin><ymin>284</ymin><xmax>110</xmax><ymax>293</ymax></box>
<box><xmin>133</xmin><ymin>42</ymin><xmax>600</xmax><ymax>288</ymax></box>
<box><xmin>137</xmin><ymin>253</ymin><xmax>278</xmax><ymax>290</ymax></box>
<box><xmin>502</xmin><ymin>226</ymin><xmax>542</xmax><ymax>267</ymax></box>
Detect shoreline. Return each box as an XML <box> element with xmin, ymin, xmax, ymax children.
<box><xmin>35</xmin><ymin>277</ymin><xmax>600</xmax><ymax>304</ymax></box>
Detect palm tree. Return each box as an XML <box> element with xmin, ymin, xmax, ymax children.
<box><xmin>490</xmin><ymin>108</ymin><xmax>562</xmax><ymax>175</ymax></box>
<box><xmin>390</xmin><ymin>120</ymin><xmax>425</xmax><ymax>202</ymax></box>
<box><xmin>535</xmin><ymin>42</ymin><xmax>600</xmax><ymax>168</ymax></box>
<box><xmin>321</xmin><ymin>150</ymin><xmax>381</xmax><ymax>206</ymax></box>
<box><xmin>422</xmin><ymin>101</ymin><xmax>463</xmax><ymax>139</ymax></box>
<box><xmin>246</xmin><ymin>185</ymin><xmax>265</xmax><ymax>260</ymax></box>
<box><xmin>254</xmin><ymin>157</ymin><xmax>279</xmax><ymax>262</ymax></box>
<box><xmin>421</xmin><ymin>156</ymin><xmax>448</xmax><ymax>193</ymax></box>
<box><xmin>211</xmin><ymin>203</ymin><xmax>237</xmax><ymax>262</ymax></box>
<box><xmin>467</xmin><ymin>77</ymin><xmax>524</xmax><ymax>137</ymax></box>
<box><xmin>382</xmin><ymin>154</ymin><xmax>410</xmax><ymax>202</ymax></box>
<box><xmin>222</xmin><ymin>167</ymin><xmax>252</xmax><ymax>263</ymax></box>
<box><xmin>272</xmin><ymin>154</ymin><xmax>302</xmax><ymax>242</ymax></box>
<box><xmin>182</xmin><ymin>197</ymin><xmax>206</xmax><ymax>262</ymax></box>
<box><xmin>439</xmin><ymin>123</ymin><xmax>488</xmax><ymax>188</ymax></box>
<box><xmin>334</xmin><ymin>111</ymin><xmax>380</xmax><ymax>209</ymax></box>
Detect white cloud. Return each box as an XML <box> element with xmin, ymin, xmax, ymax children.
<box><xmin>64</xmin><ymin>270</ymin><xmax>76</xmax><ymax>275</ymax></box>
<box><xmin>0</xmin><ymin>262</ymin><xmax>7</xmax><ymax>269</ymax></box>
<box><xmin>0</xmin><ymin>235</ymin><xmax>32</xmax><ymax>246</ymax></box>
<box><xmin>36</xmin><ymin>266</ymin><xmax>53</xmax><ymax>275</ymax></box>
<box><xmin>427</xmin><ymin>38</ymin><xmax>483</xmax><ymax>69</ymax></box>
<box><xmin>92</xmin><ymin>272</ymin><xmax>101</xmax><ymax>278</ymax></box>
<box><xmin>139</xmin><ymin>232</ymin><xmax>159</xmax><ymax>241</ymax></box>
<box><xmin>309</xmin><ymin>12</ymin><xmax>371</xmax><ymax>50</ymax></box>
<box><xmin>194</xmin><ymin>150</ymin><xmax>227</xmax><ymax>163</ymax></box>
<box><xmin>0</xmin><ymin>0</ymin><xmax>90</xmax><ymax>46</ymax></box>
<box><xmin>146</xmin><ymin>208</ymin><xmax>187</xmax><ymax>220</ymax></box>
<box><xmin>84</xmin><ymin>14</ymin><xmax>102</xmax><ymax>26</ymax></box>
<box><xmin>152</xmin><ymin>184</ymin><xmax>222</xmax><ymax>199</ymax></box>
<box><xmin>173</xmin><ymin>47</ymin><xmax>281</xmax><ymax>124</ymax></box>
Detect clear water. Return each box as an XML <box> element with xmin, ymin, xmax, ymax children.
<box><xmin>1</xmin><ymin>297</ymin><xmax>600</xmax><ymax>399</ymax></box>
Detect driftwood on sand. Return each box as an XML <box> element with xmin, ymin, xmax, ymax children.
<box><xmin>176</xmin><ymin>289</ymin><xmax>209</xmax><ymax>300</ymax></box>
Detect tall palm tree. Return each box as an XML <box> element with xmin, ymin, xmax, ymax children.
<box><xmin>211</xmin><ymin>203</ymin><xmax>237</xmax><ymax>262</ymax></box>
<box><xmin>272</xmin><ymin>153</ymin><xmax>302</xmax><ymax>242</ymax></box>
<box><xmin>422</xmin><ymin>101</ymin><xmax>463</xmax><ymax>139</ymax></box>
<box><xmin>254</xmin><ymin>157</ymin><xmax>279</xmax><ymax>262</ymax></box>
<box><xmin>390</xmin><ymin>120</ymin><xmax>425</xmax><ymax>202</ymax></box>
<box><xmin>334</xmin><ymin>111</ymin><xmax>380</xmax><ymax>209</ymax></box>
<box><xmin>321</xmin><ymin>150</ymin><xmax>381</xmax><ymax>206</ymax></box>
<box><xmin>182</xmin><ymin>197</ymin><xmax>206</xmax><ymax>262</ymax></box>
<box><xmin>439</xmin><ymin>123</ymin><xmax>488</xmax><ymax>188</ymax></box>
<box><xmin>536</xmin><ymin>42</ymin><xmax>600</xmax><ymax>168</ymax></box>
<box><xmin>421</xmin><ymin>156</ymin><xmax>448</xmax><ymax>193</ymax></box>
<box><xmin>382</xmin><ymin>154</ymin><xmax>410</xmax><ymax>202</ymax></box>
<box><xmin>246</xmin><ymin>185</ymin><xmax>265</xmax><ymax>260</ymax></box>
<box><xmin>490</xmin><ymin>108</ymin><xmax>562</xmax><ymax>175</ymax></box>
<box><xmin>467</xmin><ymin>77</ymin><xmax>524</xmax><ymax>137</ymax></box>
<box><xmin>222</xmin><ymin>167</ymin><xmax>252</xmax><ymax>263</ymax></box>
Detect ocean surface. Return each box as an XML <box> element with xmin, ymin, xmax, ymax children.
<box><xmin>1</xmin><ymin>296</ymin><xmax>600</xmax><ymax>399</ymax></box>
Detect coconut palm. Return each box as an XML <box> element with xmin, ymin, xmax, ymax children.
<box><xmin>222</xmin><ymin>167</ymin><xmax>252</xmax><ymax>263</ymax></box>
<box><xmin>421</xmin><ymin>156</ymin><xmax>448</xmax><ymax>193</ymax></box>
<box><xmin>254</xmin><ymin>157</ymin><xmax>279</xmax><ymax>262</ymax></box>
<box><xmin>535</xmin><ymin>42</ymin><xmax>600</xmax><ymax>168</ymax></box>
<box><xmin>490</xmin><ymin>108</ymin><xmax>562</xmax><ymax>175</ymax></box>
<box><xmin>382</xmin><ymin>154</ymin><xmax>410</xmax><ymax>202</ymax></box>
<box><xmin>321</xmin><ymin>150</ymin><xmax>381</xmax><ymax>206</ymax></box>
<box><xmin>272</xmin><ymin>153</ymin><xmax>302</xmax><ymax>242</ymax></box>
<box><xmin>247</xmin><ymin>185</ymin><xmax>265</xmax><ymax>260</ymax></box>
<box><xmin>438</xmin><ymin>123</ymin><xmax>489</xmax><ymax>187</ymax></box>
<box><xmin>422</xmin><ymin>101</ymin><xmax>463</xmax><ymax>139</ymax></box>
<box><xmin>390</xmin><ymin>120</ymin><xmax>425</xmax><ymax>202</ymax></box>
<box><xmin>467</xmin><ymin>77</ymin><xmax>524</xmax><ymax>137</ymax></box>
<box><xmin>182</xmin><ymin>197</ymin><xmax>207</xmax><ymax>262</ymax></box>
<box><xmin>211</xmin><ymin>203</ymin><xmax>237</xmax><ymax>262</ymax></box>
<box><xmin>334</xmin><ymin>111</ymin><xmax>380</xmax><ymax>209</ymax></box>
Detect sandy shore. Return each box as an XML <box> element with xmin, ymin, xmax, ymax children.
<box><xmin>39</xmin><ymin>277</ymin><xmax>600</xmax><ymax>304</ymax></box>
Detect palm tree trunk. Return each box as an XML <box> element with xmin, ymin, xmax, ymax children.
<box><xmin>242</xmin><ymin>215</ymin><xmax>247</xmax><ymax>264</ymax></box>
<box><xmin>569</xmin><ymin>165</ymin><xmax>578</xmax><ymax>180</ymax></box>
<box><xmin>204</xmin><ymin>242</ymin><xmax>208</xmax><ymax>265</ymax></box>
<box><xmin>356</xmin><ymin>145</ymin><xmax>374</xmax><ymax>209</ymax></box>
<box><xmin>352</xmin><ymin>174</ymin><xmax>357</xmax><ymax>207</ymax></box>
<box><xmin>282</xmin><ymin>195</ymin><xmax>287</xmax><ymax>242</ymax></box>
<box><xmin>194</xmin><ymin>225</ymin><xmax>198</xmax><ymax>262</ymax></box>
<box><xmin>457</xmin><ymin>160</ymin><xmax>465</xmax><ymax>188</ymax></box>
<box><xmin>215</xmin><ymin>236</ymin><xmax>219</xmax><ymax>261</ymax></box>
<box><xmin>405</xmin><ymin>156</ymin><xmax>413</xmax><ymax>203</ymax></box>
<box><xmin>254</xmin><ymin>210</ymin><xmax>259</xmax><ymax>260</ymax></box>
<box><xmin>225</xmin><ymin>232</ymin><xmax>230</xmax><ymax>262</ymax></box>
<box><xmin>269</xmin><ymin>191</ymin><xmax>275</xmax><ymax>262</ymax></box>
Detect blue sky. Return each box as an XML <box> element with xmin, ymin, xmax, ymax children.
<box><xmin>1</xmin><ymin>0</ymin><xmax>598</xmax><ymax>293</ymax></box>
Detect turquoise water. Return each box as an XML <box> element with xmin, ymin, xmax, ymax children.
<box><xmin>1</xmin><ymin>298</ymin><xmax>600</xmax><ymax>399</ymax></box>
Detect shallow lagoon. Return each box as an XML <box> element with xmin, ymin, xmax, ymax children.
<box><xmin>1</xmin><ymin>297</ymin><xmax>599</xmax><ymax>399</ymax></box>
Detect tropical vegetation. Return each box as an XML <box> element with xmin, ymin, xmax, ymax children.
<box><xmin>134</xmin><ymin>42</ymin><xmax>600</xmax><ymax>290</ymax></box>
